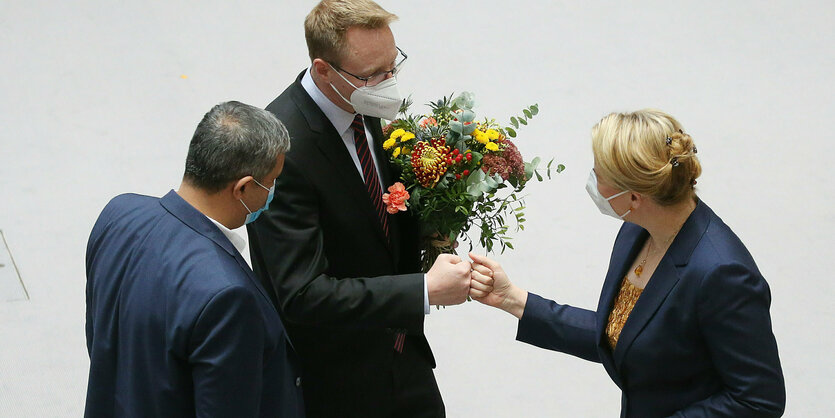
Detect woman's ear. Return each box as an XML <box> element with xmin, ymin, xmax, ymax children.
<box><xmin>630</xmin><ymin>192</ymin><xmax>644</xmax><ymax>210</ymax></box>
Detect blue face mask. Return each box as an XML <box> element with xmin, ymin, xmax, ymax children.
<box><xmin>240</xmin><ymin>178</ymin><xmax>275</xmax><ymax>224</ymax></box>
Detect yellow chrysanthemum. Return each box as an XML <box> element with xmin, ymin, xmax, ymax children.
<box><xmin>400</xmin><ymin>132</ymin><xmax>415</xmax><ymax>142</ymax></box>
<box><xmin>485</xmin><ymin>142</ymin><xmax>500</xmax><ymax>152</ymax></box>
<box><xmin>390</xmin><ymin>128</ymin><xmax>405</xmax><ymax>140</ymax></box>
<box><xmin>473</xmin><ymin>130</ymin><xmax>489</xmax><ymax>144</ymax></box>
<box><xmin>393</xmin><ymin>147</ymin><xmax>401</xmax><ymax>158</ymax></box>
<box><xmin>486</xmin><ymin>129</ymin><xmax>500</xmax><ymax>140</ymax></box>
<box><xmin>383</xmin><ymin>138</ymin><xmax>397</xmax><ymax>150</ymax></box>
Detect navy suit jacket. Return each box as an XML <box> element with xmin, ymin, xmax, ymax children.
<box><xmin>85</xmin><ymin>191</ymin><xmax>304</xmax><ymax>417</ymax></box>
<box><xmin>517</xmin><ymin>200</ymin><xmax>785</xmax><ymax>417</ymax></box>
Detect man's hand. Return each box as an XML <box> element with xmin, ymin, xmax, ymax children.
<box><xmin>426</xmin><ymin>254</ymin><xmax>472</xmax><ymax>306</ymax></box>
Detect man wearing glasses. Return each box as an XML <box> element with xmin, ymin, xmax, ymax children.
<box><xmin>248</xmin><ymin>0</ymin><xmax>472</xmax><ymax>416</ymax></box>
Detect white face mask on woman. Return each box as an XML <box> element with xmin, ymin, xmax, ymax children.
<box><xmin>328</xmin><ymin>63</ymin><xmax>402</xmax><ymax>121</ymax></box>
<box><xmin>585</xmin><ymin>169</ymin><xmax>631</xmax><ymax>220</ymax></box>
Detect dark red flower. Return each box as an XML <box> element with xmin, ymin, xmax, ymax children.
<box><xmin>480</xmin><ymin>140</ymin><xmax>526</xmax><ymax>182</ymax></box>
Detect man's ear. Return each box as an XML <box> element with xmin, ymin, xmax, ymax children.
<box><xmin>311</xmin><ymin>58</ymin><xmax>331</xmax><ymax>82</ymax></box>
<box><xmin>231</xmin><ymin>176</ymin><xmax>253</xmax><ymax>200</ymax></box>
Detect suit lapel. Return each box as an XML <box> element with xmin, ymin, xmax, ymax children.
<box><xmin>595</xmin><ymin>224</ymin><xmax>647</xmax><ymax>386</ymax></box>
<box><xmin>289</xmin><ymin>80</ymin><xmax>396</xmax><ymax>258</ymax></box>
<box><xmin>611</xmin><ymin>199</ymin><xmax>711</xmax><ymax>372</ymax></box>
<box><xmin>159</xmin><ymin>191</ymin><xmax>274</xmax><ymax>307</ymax></box>
<box><xmin>612</xmin><ymin>256</ymin><xmax>680</xmax><ymax>371</ymax></box>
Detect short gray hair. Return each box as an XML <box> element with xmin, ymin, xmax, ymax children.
<box><xmin>184</xmin><ymin>101</ymin><xmax>290</xmax><ymax>192</ymax></box>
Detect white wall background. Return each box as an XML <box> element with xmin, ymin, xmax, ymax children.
<box><xmin>1</xmin><ymin>0</ymin><xmax>832</xmax><ymax>416</ymax></box>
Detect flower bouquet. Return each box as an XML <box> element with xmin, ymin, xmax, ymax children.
<box><xmin>381</xmin><ymin>92</ymin><xmax>563</xmax><ymax>272</ymax></box>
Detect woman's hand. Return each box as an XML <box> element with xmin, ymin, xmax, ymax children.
<box><xmin>468</xmin><ymin>252</ymin><xmax>528</xmax><ymax>319</ymax></box>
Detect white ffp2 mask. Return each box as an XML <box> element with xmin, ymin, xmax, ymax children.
<box><xmin>329</xmin><ymin>65</ymin><xmax>402</xmax><ymax>121</ymax></box>
<box><xmin>586</xmin><ymin>169</ymin><xmax>631</xmax><ymax>220</ymax></box>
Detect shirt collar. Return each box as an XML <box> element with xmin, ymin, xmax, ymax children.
<box><xmin>301</xmin><ymin>68</ymin><xmax>357</xmax><ymax>136</ymax></box>
<box><xmin>206</xmin><ymin>216</ymin><xmax>247</xmax><ymax>255</ymax></box>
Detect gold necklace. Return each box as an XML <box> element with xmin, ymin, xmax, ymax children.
<box><xmin>634</xmin><ymin>230</ymin><xmax>680</xmax><ymax>277</ymax></box>
<box><xmin>634</xmin><ymin>239</ymin><xmax>653</xmax><ymax>277</ymax></box>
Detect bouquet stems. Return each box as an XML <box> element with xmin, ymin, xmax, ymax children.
<box><xmin>420</xmin><ymin>234</ymin><xmax>456</xmax><ymax>273</ymax></box>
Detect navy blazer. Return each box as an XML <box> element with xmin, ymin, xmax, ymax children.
<box><xmin>85</xmin><ymin>191</ymin><xmax>304</xmax><ymax>417</ymax></box>
<box><xmin>517</xmin><ymin>200</ymin><xmax>785</xmax><ymax>417</ymax></box>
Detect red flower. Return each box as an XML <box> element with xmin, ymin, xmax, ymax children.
<box><xmin>382</xmin><ymin>182</ymin><xmax>410</xmax><ymax>214</ymax></box>
<box><xmin>481</xmin><ymin>140</ymin><xmax>526</xmax><ymax>181</ymax></box>
<box><xmin>411</xmin><ymin>138</ymin><xmax>451</xmax><ymax>188</ymax></box>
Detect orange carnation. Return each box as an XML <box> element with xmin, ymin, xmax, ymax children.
<box><xmin>420</xmin><ymin>117</ymin><xmax>438</xmax><ymax>128</ymax></box>
<box><xmin>382</xmin><ymin>182</ymin><xmax>410</xmax><ymax>214</ymax></box>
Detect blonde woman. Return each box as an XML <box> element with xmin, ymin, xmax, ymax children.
<box><xmin>469</xmin><ymin>110</ymin><xmax>786</xmax><ymax>417</ymax></box>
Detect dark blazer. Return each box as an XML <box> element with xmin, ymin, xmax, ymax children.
<box><xmin>517</xmin><ymin>200</ymin><xmax>785</xmax><ymax>417</ymax></box>
<box><xmin>247</xmin><ymin>72</ymin><xmax>433</xmax><ymax>415</ymax></box>
<box><xmin>85</xmin><ymin>191</ymin><xmax>304</xmax><ymax>418</ymax></box>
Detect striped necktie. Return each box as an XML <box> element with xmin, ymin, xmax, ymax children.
<box><xmin>351</xmin><ymin>114</ymin><xmax>390</xmax><ymax>241</ymax></box>
<box><xmin>352</xmin><ymin>115</ymin><xmax>405</xmax><ymax>353</ymax></box>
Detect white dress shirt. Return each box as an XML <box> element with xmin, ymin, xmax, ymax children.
<box><xmin>300</xmin><ymin>69</ymin><xmax>430</xmax><ymax>315</ymax></box>
<box><xmin>206</xmin><ymin>216</ymin><xmax>249</xmax><ymax>266</ymax></box>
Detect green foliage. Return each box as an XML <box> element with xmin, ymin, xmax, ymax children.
<box><xmin>381</xmin><ymin>93</ymin><xmax>564</xmax><ymax>257</ymax></box>
<box><xmin>508</xmin><ymin>104</ymin><xmax>539</xmax><ymax>130</ymax></box>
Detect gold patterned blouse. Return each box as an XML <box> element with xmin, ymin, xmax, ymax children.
<box><xmin>606</xmin><ymin>276</ymin><xmax>644</xmax><ymax>350</ymax></box>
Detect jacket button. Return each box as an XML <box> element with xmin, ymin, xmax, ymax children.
<box><xmin>295</xmin><ymin>377</ymin><xmax>302</xmax><ymax>387</ymax></box>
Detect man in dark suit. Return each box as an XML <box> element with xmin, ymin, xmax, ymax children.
<box><xmin>85</xmin><ymin>101</ymin><xmax>304</xmax><ymax>417</ymax></box>
<box><xmin>247</xmin><ymin>1</ymin><xmax>473</xmax><ymax>417</ymax></box>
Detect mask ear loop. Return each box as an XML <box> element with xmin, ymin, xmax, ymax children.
<box><xmin>240</xmin><ymin>199</ymin><xmax>253</xmax><ymax>214</ymax></box>
<box><xmin>607</xmin><ymin>190</ymin><xmax>632</xmax><ymax>218</ymax></box>
<box><xmin>327</xmin><ymin>63</ymin><xmax>360</xmax><ymax>108</ymax></box>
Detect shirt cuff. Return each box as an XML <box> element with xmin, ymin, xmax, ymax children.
<box><xmin>423</xmin><ymin>274</ymin><xmax>430</xmax><ymax>315</ymax></box>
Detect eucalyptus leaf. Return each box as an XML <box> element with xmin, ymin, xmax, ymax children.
<box><xmin>478</xmin><ymin>181</ymin><xmax>493</xmax><ymax>193</ymax></box>
<box><xmin>466</xmin><ymin>169</ymin><xmax>486</xmax><ymax>187</ymax></box>
<box><xmin>466</xmin><ymin>185</ymin><xmax>482</xmax><ymax>198</ymax></box>
<box><xmin>449</xmin><ymin>120</ymin><xmax>463</xmax><ymax>134</ymax></box>
<box><xmin>523</xmin><ymin>109</ymin><xmax>532</xmax><ymax>119</ymax></box>
<box><xmin>510</xmin><ymin>117</ymin><xmax>519</xmax><ymax>129</ymax></box>
<box><xmin>524</xmin><ymin>163</ymin><xmax>534</xmax><ymax>181</ymax></box>
<box><xmin>459</xmin><ymin>109</ymin><xmax>476</xmax><ymax>123</ymax></box>
<box><xmin>451</xmin><ymin>92</ymin><xmax>476</xmax><ymax>110</ymax></box>
<box><xmin>531</xmin><ymin>104</ymin><xmax>539</xmax><ymax>115</ymax></box>
<box><xmin>506</xmin><ymin>127</ymin><xmax>517</xmax><ymax>137</ymax></box>
<box><xmin>518</xmin><ymin>117</ymin><xmax>527</xmax><ymax>125</ymax></box>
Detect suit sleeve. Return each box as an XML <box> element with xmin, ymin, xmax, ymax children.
<box><xmin>516</xmin><ymin>293</ymin><xmax>601</xmax><ymax>363</ymax></box>
<box><xmin>248</xmin><ymin>156</ymin><xmax>424</xmax><ymax>335</ymax></box>
<box><xmin>671</xmin><ymin>263</ymin><xmax>786</xmax><ymax>417</ymax></box>
<box><xmin>189</xmin><ymin>285</ymin><xmax>267</xmax><ymax>418</ymax></box>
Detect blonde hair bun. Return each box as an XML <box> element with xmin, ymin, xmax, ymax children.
<box><xmin>591</xmin><ymin>109</ymin><xmax>702</xmax><ymax>206</ymax></box>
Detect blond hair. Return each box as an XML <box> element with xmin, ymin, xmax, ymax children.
<box><xmin>591</xmin><ymin>109</ymin><xmax>702</xmax><ymax>206</ymax></box>
<box><xmin>304</xmin><ymin>0</ymin><xmax>398</xmax><ymax>63</ymax></box>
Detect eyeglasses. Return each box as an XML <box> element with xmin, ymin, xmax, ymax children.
<box><xmin>330</xmin><ymin>46</ymin><xmax>407</xmax><ymax>87</ymax></box>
